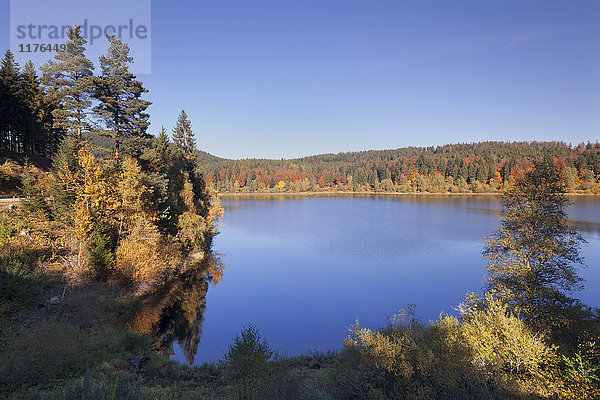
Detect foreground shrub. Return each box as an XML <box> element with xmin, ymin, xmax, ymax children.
<box><xmin>221</xmin><ymin>324</ymin><xmax>273</xmax><ymax>400</ymax></box>
<box><xmin>460</xmin><ymin>295</ymin><xmax>554</xmax><ymax>376</ymax></box>
<box><xmin>0</xmin><ymin>161</ymin><xmax>12</xmax><ymax>183</ymax></box>
<box><xmin>88</xmin><ymin>224</ymin><xmax>116</xmax><ymax>280</ymax></box>
<box><xmin>333</xmin><ymin>302</ymin><xmax>577</xmax><ymax>400</ymax></box>
<box><xmin>336</xmin><ymin>307</ymin><xmax>488</xmax><ymax>400</ymax></box>
<box><xmin>0</xmin><ymin>210</ymin><xmax>28</xmax><ymax>247</ymax></box>
<box><xmin>0</xmin><ymin>317</ymin><xmax>149</xmax><ymax>395</ymax></box>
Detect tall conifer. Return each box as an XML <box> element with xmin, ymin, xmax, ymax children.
<box><xmin>40</xmin><ymin>26</ymin><xmax>94</xmax><ymax>142</ymax></box>
<box><xmin>172</xmin><ymin>110</ymin><xmax>196</xmax><ymax>160</ymax></box>
<box><xmin>0</xmin><ymin>50</ymin><xmax>20</xmax><ymax>151</ymax></box>
<box><xmin>19</xmin><ymin>61</ymin><xmax>45</xmax><ymax>153</ymax></box>
<box><xmin>94</xmin><ymin>35</ymin><xmax>151</xmax><ymax>159</ymax></box>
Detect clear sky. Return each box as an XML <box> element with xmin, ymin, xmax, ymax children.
<box><xmin>2</xmin><ymin>0</ymin><xmax>599</xmax><ymax>159</ymax></box>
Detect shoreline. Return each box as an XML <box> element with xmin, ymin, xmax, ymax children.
<box><xmin>217</xmin><ymin>191</ymin><xmax>598</xmax><ymax>198</ymax></box>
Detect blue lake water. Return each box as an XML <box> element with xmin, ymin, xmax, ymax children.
<box><xmin>171</xmin><ymin>194</ymin><xmax>600</xmax><ymax>365</ymax></box>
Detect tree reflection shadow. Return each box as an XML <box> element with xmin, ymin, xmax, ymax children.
<box><xmin>126</xmin><ymin>252</ymin><xmax>224</xmax><ymax>365</ymax></box>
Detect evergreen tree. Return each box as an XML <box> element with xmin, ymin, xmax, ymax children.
<box><xmin>20</xmin><ymin>163</ymin><xmax>49</xmax><ymax>215</ymax></box>
<box><xmin>172</xmin><ymin>110</ymin><xmax>196</xmax><ymax>160</ymax></box>
<box><xmin>156</xmin><ymin>126</ymin><xmax>169</xmax><ymax>151</ymax></box>
<box><xmin>40</xmin><ymin>26</ymin><xmax>94</xmax><ymax>142</ymax></box>
<box><xmin>50</xmin><ymin>135</ymin><xmax>80</xmax><ymax>218</ymax></box>
<box><xmin>0</xmin><ymin>50</ymin><xmax>20</xmax><ymax>151</ymax></box>
<box><xmin>94</xmin><ymin>35</ymin><xmax>151</xmax><ymax>159</ymax></box>
<box><xmin>19</xmin><ymin>61</ymin><xmax>45</xmax><ymax>154</ymax></box>
<box><xmin>154</xmin><ymin>126</ymin><xmax>170</xmax><ymax>164</ymax></box>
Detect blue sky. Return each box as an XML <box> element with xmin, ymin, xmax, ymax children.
<box><xmin>2</xmin><ymin>0</ymin><xmax>599</xmax><ymax>159</ymax></box>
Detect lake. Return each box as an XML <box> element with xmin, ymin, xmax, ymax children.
<box><xmin>169</xmin><ymin>194</ymin><xmax>600</xmax><ymax>365</ymax></box>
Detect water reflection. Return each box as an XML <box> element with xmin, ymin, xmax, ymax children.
<box><xmin>570</xmin><ymin>220</ymin><xmax>600</xmax><ymax>236</ymax></box>
<box><xmin>132</xmin><ymin>195</ymin><xmax>599</xmax><ymax>365</ymax></box>
<box><xmin>126</xmin><ymin>253</ymin><xmax>224</xmax><ymax>365</ymax></box>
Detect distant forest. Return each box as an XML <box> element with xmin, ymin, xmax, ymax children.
<box><xmin>1</xmin><ymin>50</ymin><xmax>598</xmax><ymax>195</ymax></box>
<box><xmin>202</xmin><ymin>141</ymin><xmax>600</xmax><ymax>194</ymax></box>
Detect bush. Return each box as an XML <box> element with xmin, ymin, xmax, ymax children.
<box><xmin>332</xmin><ymin>301</ymin><xmax>581</xmax><ymax>400</ymax></box>
<box><xmin>0</xmin><ymin>210</ymin><xmax>28</xmax><ymax>247</ymax></box>
<box><xmin>0</xmin><ymin>162</ymin><xmax>10</xmax><ymax>184</ymax></box>
<box><xmin>88</xmin><ymin>224</ymin><xmax>115</xmax><ymax>280</ymax></box>
<box><xmin>337</xmin><ymin>308</ymin><xmax>488</xmax><ymax>400</ymax></box>
<box><xmin>563</xmin><ymin>352</ymin><xmax>599</xmax><ymax>384</ymax></box>
<box><xmin>114</xmin><ymin>219</ymin><xmax>178</xmax><ymax>290</ymax></box>
<box><xmin>221</xmin><ymin>324</ymin><xmax>273</xmax><ymax>400</ymax></box>
<box><xmin>460</xmin><ymin>295</ymin><xmax>554</xmax><ymax>376</ymax></box>
<box><xmin>21</xmin><ymin>164</ymin><xmax>51</xmax><ymax>216</ymax></box>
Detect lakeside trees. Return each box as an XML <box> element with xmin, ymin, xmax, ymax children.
<box><xmin>40</xmin><ymin>25</ymin><xmax>95</xmax><ymax>143</ymax></box>
<box><xmin>481</xmin><ymin>158</ymin><xmax>600</xmax><ymax>365</ymax></box>
<box><xmin>0</xmin><ymin>27</ymin><xmax>151</xmax><ymax>159</ymax></box>
<box><xmin>201</xmin><ymin>141</ymin><xmax>600</xmax><ymax>194</ymax></box>
<box><xmin>0</xmin><ymin>27</ymin><xmax>222</xmax><ymax>291</ymax></box>
<box><xmin>483</xmin><ymin>159</ymin><xmax>587</xmax><ymax>329</ymax></box>
<box><xmin>94</xmin><ymin>35</ymin><xmax>151</xmax><ymax>159</ymax></box>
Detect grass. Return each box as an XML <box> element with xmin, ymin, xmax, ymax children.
<box><xmin>0</xmin><ymin>284</ymin><xmax>155</xmax><ymax>396</ymax></box>
<box><xmin>0</xmin><ymin>257</ymin><xmax>45</xmax><ymax>317</ymax></box>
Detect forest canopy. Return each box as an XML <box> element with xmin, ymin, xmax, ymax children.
<box><xmin>201</xmin><ymin>141</ymin><xmax>600</xmax><ymax>194</ymax></box>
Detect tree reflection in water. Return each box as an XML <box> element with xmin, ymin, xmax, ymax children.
<box><xmin>126</xmin><ymin>252</ymin><xmax>224</xmax><ymax>365</ymax></box>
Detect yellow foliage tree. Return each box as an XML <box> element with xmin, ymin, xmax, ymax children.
<box><xmin>64</xmin><ymin>149</ymin><xmax>120</xmax><ymax>241</ymax></box>
<box><xmin>117</xmin><ymin>156</ymin><xmax>156</xmax><ymax>233</ymax></box>
<box><xmin>114</xmin><ymin>218</ymin><xmax>176</xmax><ymax>289</ymax></box>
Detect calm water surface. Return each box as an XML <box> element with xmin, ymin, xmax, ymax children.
<box><xmin>170</xmin><ymin>195</ymin><xmax>600</xmax><ymax>365</ymax></box>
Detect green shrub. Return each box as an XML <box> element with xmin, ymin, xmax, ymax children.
<box><xmin>0</xmin><ymin>321</ymin><xmax>147</xmax><ymax>394</ymax></box>
<box><xmin>335</xmin><ymin>308</ymin><xmax>489</xmax><ymax>400</ymax></box>
<box><xmin>88</xmin><ymin>224</ymin><xmax>115</xmax><ymax>280</ymax></box>
<box><xmin>332</xmin><ymin>302</ymin><xmax>572</xmax><ymax>400</ymax></box>
<box><xmin>221</xmin><ymin>324</ymin><xmax>273</xmax><ymax>400</ymax></box>
<box><xmin>0</xmin><ymin>161</ymin><xmax>13</xmax><ymax>185</ymax></box>
<box><xmin>20</xmin><ymin>164</ymin><xmax>51</xmax><ymax>216</ymax></box>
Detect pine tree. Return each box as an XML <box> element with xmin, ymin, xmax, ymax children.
<box><xmin>40</xmin><ymin>26</ymin><xmax>95</xmax><ymax>142</ymax></box>
<box><xmin>0</xmin><ymin>50</ymin><xmax>20</xmax><ymax>152</ymax></box>
<box><xmin>154</xmin><ymin>126</ymin><xmax>170</xmax><ymax>162</ymax></box>
<box><xmin>172</xmin><ymin>110</ymin><xmax>197</xmax><ymax>160</ymax></box>
<box><xmin>19</xmin><ymin>61</ymin><xmax>45</xmax><ymax>154</ymax></box>
<box><xmin>94</xmin><ymin>35</ymin><xmax>151</xmax><ymax>159</ymax></box>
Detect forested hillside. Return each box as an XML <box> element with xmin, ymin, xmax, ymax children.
<box><xmin>203</xmin><ymin>141</ymin><xmax>600</xmax><ymax>194</ymax></box>
<box><xmin>2</xmin><ymin>46</ymin><xmax>598</xmax><ymax>196</ymax></box>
